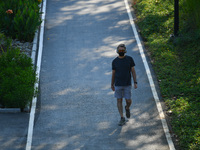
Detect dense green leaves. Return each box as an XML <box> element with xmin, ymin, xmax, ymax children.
<box><xmin>0</xmin><ymin>47</ymin><xmax>37</xmax><ymax>109</ymax></box>
<box><xmin>133</xmin><ymin>0</ymin><xmax>200</xmax><ymax>149</ymax></box>
<box><xmin>0</xmin><ymin>0</ymin><xmax>41</xmax><ymax>42</ymax></box>
<box><xmin>181</xmin><ymin>0</ymin><xmax>200</xmax><ymax>29</ymax></box>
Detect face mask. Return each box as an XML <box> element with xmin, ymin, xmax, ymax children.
<box><xmin>119</xmin><ymin>52</ymin><xmax>125</xmax><ymax>56</ymax></box>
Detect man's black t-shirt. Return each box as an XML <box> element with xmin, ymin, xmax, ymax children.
<box><xmin>112</xmin><ymin>55</ymin><xmax>135</xmax><ymax>86</ymax></box>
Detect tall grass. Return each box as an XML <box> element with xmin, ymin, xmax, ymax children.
<box><xmin>180</xmin><ymin>0</ymin><xmax>200</xmax><ymax>29</ymax></box>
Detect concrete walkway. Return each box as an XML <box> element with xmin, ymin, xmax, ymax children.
<box><xmin>0</xmin><ymin>0</ymin><xmax>171</xmax><ymax>150</ymax></box>
<box><xmin>31</xmin><ymin>0</ymin><xmax>170</xmax><ymax>149</ymax></box>
<box><xmin>0</xmin><ymin>113</ymin><xmax>29</xmax><ymax>150</ymax></box>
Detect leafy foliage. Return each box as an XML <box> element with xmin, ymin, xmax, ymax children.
<box><xmin>180</xmin><ymin>0</ymin><xmax>200</xmax><ymax>29</ymax></box>
<box><xmin>0</xmin><ymin>0</ymin><xmax>42</xmax><ymax>42</ymax></box>
<box><xmin>133</xmin><ymin>0</ymin><xmax>200</xmax><ymax>149</ymax></box>
<box><xmin>0</xmin><ymin>47</ymin><xmax>37</xmax><ymax>109</ymax></box>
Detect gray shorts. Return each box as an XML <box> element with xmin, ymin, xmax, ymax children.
<box><xmin>114</xmin><ymin>86</ymin><xmax>132</xmax><ymax>99</ymax></box>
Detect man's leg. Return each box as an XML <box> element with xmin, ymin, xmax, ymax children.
<box><xmin>117</xmin><ymin>98</ymin><xmax>126</xmax><ymax>126</ymax></box>
<box><xmin>125</xmin><ymin>99</ymin><xmax>132</xmax><ymax>109</ymax></box>
<box><xmin>125</xmin><ymin>99</ymin><xmax>132</xmax><ymax>118</ymax></box>
<box><xmin>124</xmin><ymin>86</ymin><xmax>132</xmax><ymax>118</ymax></box>
<box><xmin>117</xmin><ymin>98</ymin><xmax>123</xmax><ymax>118</ymax></box>
<box><xmin>115</xmin><ymin>87</ymin><xmax>126</xmax><ymax>125</ymax></box>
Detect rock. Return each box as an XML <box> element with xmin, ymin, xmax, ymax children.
<box><xmin>167</xmin><ymin>110</ymin><xmax>173</xmax><ymax>116</ymax></box>
<box><xmin>11</xmin><ymin>40</ymin><xmax>33</xmax><ymax>57</ymax></box>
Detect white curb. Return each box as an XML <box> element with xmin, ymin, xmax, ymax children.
<box><xmin>124</xmin><ymin>0</ymin><xmax>176</xmax><ymax>150</ymax></box>
<box><xmin>26</xmin><ymin>0</ymin><xmax>47</xmax><ymax>149</ymax></box>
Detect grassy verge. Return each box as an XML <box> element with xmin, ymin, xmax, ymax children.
<box><xmin>132</xmin><ymin>0</ymin><xmax>200</xmax><ymax>149</ymax></box>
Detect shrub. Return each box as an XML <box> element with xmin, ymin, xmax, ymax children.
<box><xmin>0</xmin><ymin>0</ymin><xmax>42</xmax><ymax>42</ymax></box>
<box><xmin>0</xmin><ymin>47</ymin><xmax>37</xmax><ymax>109</ymax></box>
<box><xmin>180</xmin><ymin>0</ymin><xmax>200</xmax><ymax>29</ymax></box>
<box><xmin>0</xmin><ymin>32</ymin><xmax>12</xmax><ymax>53</ymax></box>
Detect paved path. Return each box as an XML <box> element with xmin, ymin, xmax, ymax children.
<box><xmin>31</xmin><ymin>0</ymin><xmax>170</xmax><ymax>149</ymax></box>
<box><xmin>0</xmin><ymin>113</ymin><xmax>29</xmax><ymax>150</ymax></box>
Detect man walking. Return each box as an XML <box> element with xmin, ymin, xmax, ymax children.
<box><xmin>111</xmin><ymin>44</ymin><xmax>137</xmax><ymax>126</ymax></box>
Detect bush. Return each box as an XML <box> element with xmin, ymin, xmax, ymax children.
<box><xmin>0</xmin><ymin>0</ymin><xmax>42</xmax><ymax>42</ymax></box>
<box><xmin>0</xmin><ymin>32</ymin><xmax>12</xmax><ymax>52</ymax></box>
<box><xmin>180</xmin><ymin>0</ymin><xmax>200</xmax><ymax>29</ymax></box>
<box><xmin>0</xmin><ymin>47</ymin><xmax>37</xmax><ymax>109</ymax></box>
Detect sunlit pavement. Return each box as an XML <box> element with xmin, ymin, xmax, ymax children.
<box><xmin>30</xmin><ymin>0</ymin><xmax>170</xmax><ymax>149</ymax></box>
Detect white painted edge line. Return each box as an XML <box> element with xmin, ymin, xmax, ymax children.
<box><xmin>123</xmin><ymin>0</ymin><xmax>176</xmax><ymax>150</ymax></box>
<box><xmin>31</xmin><ymin>30</ymin><xmax>39</xmax><ymax>66</ymax></box>
<box><xmin>25</xmin><ymin>0</ymin><xmax>47</xmax><ymax>150</ymax></box>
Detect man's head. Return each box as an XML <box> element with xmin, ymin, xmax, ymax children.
<box><xmin>117</xmin><ymin>44</ymin><xmax>126</xmax><ymax>56</ymax></box>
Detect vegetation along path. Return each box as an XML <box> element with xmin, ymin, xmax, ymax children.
<box><xmin>133</xmin><ymin>0</ymin><xmax>200</xmax><ymax>149</ymax></box>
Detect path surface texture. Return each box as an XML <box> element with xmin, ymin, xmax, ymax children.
<box><xmin>32</xmin><ymin>0</ymin><xmax>170</xmax><ymax>149</ymax></box>
<box><xmin>0</xmin><ymin>113</ymin><xmax>29</xmax><ymax>150</ymax></box>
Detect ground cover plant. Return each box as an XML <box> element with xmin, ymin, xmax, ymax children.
<box><xmin>0</xmin><ymin>33</ymin><xmax>37</xmax><ymax>110</ymax></box>
<box><xmin>0</xmin><ymin>0</ymin><xmax>42</xmax><ymax>42</ymax></box>
<box><xmin>132</xmin><ymin>0</ymin><xmax>200</xmax><ymax>149</ymax></box>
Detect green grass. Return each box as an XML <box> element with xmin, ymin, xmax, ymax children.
<box><xmin>132</xmin><ymin>0</ymin><xmax>200</xmax><ymax>149</ymax></box>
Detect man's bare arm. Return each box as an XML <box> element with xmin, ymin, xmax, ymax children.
<box><xmin>111</xmin><ymin>70</ymin><xmax>115</xmax><ymax>91</ymax></box>
<box><xmin>131</xmin><ymin>67</ymin><xmax>137</xmax><ymax>89</ymax></box>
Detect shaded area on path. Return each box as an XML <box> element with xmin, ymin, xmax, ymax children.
<box><xmin>0</xmin><ymin>113</ymin><xmax>29</xmax><ymax>150</ymax></box>
<box><xmin>31</xmin><ymin>0</ymin><xmax>169</xmax><ymax>149</ymax></box>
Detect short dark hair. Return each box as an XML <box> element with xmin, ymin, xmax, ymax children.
<box><xmin>117</xmin><ymin>44</ymin><xmax>126</xmax><ymax>53</ymax></box>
